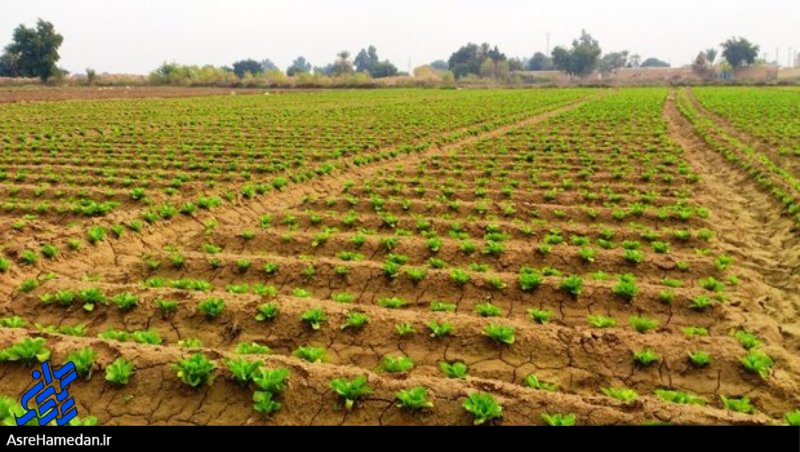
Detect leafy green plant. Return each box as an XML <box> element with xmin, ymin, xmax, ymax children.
<box><xmin>588</xmin><ymin>315</ymin><xmax>616</xmax><ymax>329</ymax></box>
<box><xmin>688</xmin><ymin>350</ymin><xmax>712</xmax><ymax>368</ymax></box>
<box><xmin>198</xmin><ymin>298</ymin><xmax>225</xmax><ymax>319</ymax></box>
<box><xmin>341</xmin><ymin>312</ymin><xmax>369</xmax><ymax>331</ymax></box>
<box><xmin>105</xmin><ymin>358</ymin><xmax>134</xmax><ymax>385</ymax></box>
<box><xmin>379</xmin><ymin>297</ymin><xmax>406</xmax><ymax>309</ymax></box>
<box><xmin>733</xmin><ymin>330</ymin><xmax>761</xmax><ymax>350</ymax></box>
<box><xmin>629</xmin><ymin>316</ymin><xmax>659</xmax><ymax>334</ymax></box>
<box><xmin>541</xmin><ymin>413</ymin><xmax>576</xmax><ymax>426</ymax></box>
<box><xmin>720</xmin><ymin>395</ymin><xmax>754</xmax><ymax>414</ymax></box>
<box><xmin>381</xmin><ymin>355</ymin><xmax>414</xmax><ymax>373</ymax></box>
<box><xmin>395</xmin><ymin>386</ymin><xmax>433</xmax><ymax>411</ymax></box>
<box><xmin>112</xmin><ymin>292</ymin><xmax>139</xmax><ymax>312</ymax></box>
<box><xmin>41</xmin><ymin>244</ymin><xmax>58</xmax><ymax>260</ymax></box>
<box><xmin>689</xmin><ymin>295</ymin><xmax>714</xmax><ymax>311</ymax></box>
<box><xmin>253</xmin><ymin>390</ymin><xmax>281</xmax><ymax>415</ymax></box>
<box><xmin>483</xmin><ymin>324</ymin><xmax>515</xmax><ymax>345</ymax></box>
<box><xmin>172</xmin><ymin>353</ymin><xmax>216</xmax><ymax>388</ymax></box>
<box><xmin>613</xmin><ymin>274</ymin><xmax>639</xmax><ymax>301</ymax></box>
<box><xmin>785</xmin><ymin>410</ymin><xmax>800</xmax><ymax>426</ymax></box>
<box><xmin>633</xmin><ymin>349</ymin><xmax>660</xmax><ymax>366</ymax></box>
<box><xmin>155</xmin><ymin>299</ymin><xmax>178</xmax><ymax>317</ymax></box>
<box><xmin>0</xmin><ymin>257</ymin><xmax>10</xmax><ymax>274</ymax></box>
<box><xmin>601</xmin><ymin>387</ymin><xmax>638</xmax><ymax>403</ymax></box>
<box><xmin>463</xmin><ymin>392</ymin><xmax>503</xmax><ymax>425</ymax></box>
<box><xmin>475</xmin><ymin>302</ymin><xmax>502</xmax><ymax>317</ymax></box>
<box><xmin>235</xmin><ymin>342</ymin><xmax>271</xmax><ymax>355</ymax></box>
<box><xmin>66</xmin><ymin>348</ymin><xmax>97</xmax><ymax>378</ymax></box>
<box><xmin>225</xmin><ymin>358</ymin><xmax>263</xmax><ymax>385</ymax></box>
<box><xmin>439</xmin><ymin>361</ymin><xmax>468</xmax><ymax>379</ymax></box>
<box><xmin>293</xmin><ymin>346</ymin><xmax>326</xmax><ymax>363</ymax></box>
<box><xmin>740</xmin><ymin>350</ymin><xmax>773</xmax><ymax>379</ymax></box>
<box><xmin>527</xmin><ymin>308</ymin><xmax>553</xmax><ymax>324</ymax></box>
<box><xmin>253</xmin><ymin>368</ymin><xmax>289</xmax><ymax>393</ymax></box>
<box><xmin>0</xmin><ymin>337</ymin><xmax>51</xmax><ymax>363</ymax></box>
<box><xmin>560</xmin><ymin>275</ymin><xmax>583</xmax><ymax>298</ymax></box>
<box><xmin>450</xmin><ymin>269</ymin><xmax>472</xmax><ymax>286</ymax></box>
<box><xmin>0</xmin><ymin>316</ymin><xmax>26</xmax><ymax>328</ymax></box>
<box><xmin>524</xmin><ymin>374</ymin><xmax>558</xmax><ymax>391</ymax></box>
<box><xmin>329</xmin><ymin>375</ymin><xmax>372</xmax><ymax>411</ymax></box>
<box><xmin>654</xmin><ymin>389</ymin><xmax>707</xmax><ymax>405</ymax></box>
<box><xmin>255</xmin><ymin>303</ymin><xmax>279</xmax><ymax>322</ymax></box>
<box><xmin>519</xmin><ymin>267</ymin><xmax>544</xmax><ymax>291</ymax></box>
<box><xmin>427</xmin><ymin>321</ymin><xmax>454</xmax><ymax>338</ymax></box>
<box><xmin>394</xmin><ymin>322</ymin><xmax>415</xmax><ymax>336</ymax></box>
<box><xmin>301</xmin><ymin>308</ymin><xmax>327</xmax><ymax>330</ymax></box>
<box><xmin>19</xmin><ymin>249</ymin><xmax>38</xmax><ymax>266</ymax></box>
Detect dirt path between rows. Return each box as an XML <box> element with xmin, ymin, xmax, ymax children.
<box><xmin>664</xmin><ymin>90</ymin><xmax>800</xmax><ymax>351</ymax></box>
<box><xmin>6</xmin><ymin>95</ymin><xmax>596</xmax><ymax>297</ymax></box>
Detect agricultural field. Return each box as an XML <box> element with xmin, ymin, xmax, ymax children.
<box><xmin>1</xmin><ymin>87</ymin><xmax>799</xmax><ymax>426</ymax></box>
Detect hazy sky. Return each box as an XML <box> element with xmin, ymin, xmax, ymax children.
<box><xmin>3</xmin><ymin>0</ymin><xmax>799</xmax><ymax>74</ymax></box>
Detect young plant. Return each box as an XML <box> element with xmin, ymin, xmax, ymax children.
<box><xmin>379</xmin><ymin>297</ymin><xmax>407</xmax><ymax>309</ymax></box>
<box><xmin>541</xmin><ymin>413</ymin><xmax>576</xmax><ymax>426</ymax></box>
<box><xmin>255</xmin><ymin>303</ymin><xmax>279</xmax><ymax>322</ymax></box>
<box><xmin>689</xmin><ymin>350</ymin><xmax>711</xmax><ymax>368</ymax></box>
<box><xmin>463</xmin><ymin>392</ymin><xmax>503</xmax><ymax>425</ymax></box>
<box><xmin>740</xmin><ymin>350</ymin><xmax>773</xmax><ymax>379</ymax></box>
<box><xmin>112</xmin><ymin>293</ymin><xmax>139</xmax><ymax>312</ymax></box>
<box><xmin>66</xmin><ymin>348</ymin><xmax>97</xmax><ymax>379</ymax></box>
<box><xmin>720</xmin><ymin>395</ymin><xmax>754</xmax><ymax>414</ymax></box>
<box><xmin>394</xmin><ymin>322</ymin><xmax>415</xmax><ymax>337</ymax></box>
<box><xmin>235</xmin><ymin>342</ymin><xmax>271</xmax><ymax>355</ymax></box>
<box><xmin>475</xmin><ymin>302</ymin><xmax>502</xmax><ymax>317</ymax></box>
<box><xmin>329</xmin><ymin>375</ymin><xmax>372</xmax><ymax>411</ymax></box>
<box><xmin>155</xmin><ymin>299</ymin><xmax>178</xmax><ymax>317</ymax></box>
<box><xmin>560</xmin><ymin>275</ymin><xmax>583</xmax><ymax>298</ymax></box>
<box><xmin>197</xmin><ymin>298</ymin><xmax>225</xmax><ymax>319</ymax></box>
<box><xmin>633</xmin><ymin>349</ymin><xmax>660</xmax><ymax>367</ymax></box>
<box><xmin>253</xmin><ymin>391</ymin><xmax>281</xmax><ymax>415</ymax></box>
<box><xmin>427</xmin><ymin>321</ymin><xmax>454</xmax><ymax>338</ymax></box>
<box><xmin>613</xmin><ymin>274</ymin><xmax>639</xmax><ymax>301</ymax></box>
<box><xmin>341</xmin><ymin>312</ymin><xmax>369</xmax><ymax>331</ymax></box>
<box><xmin>301</xmin><ymin>308</ymin><xmax>327</xmax><ymax>330</ymax></box>
<box><xmin>252</xmin><ymin>368</ymin><xmax>289</xmax><ymax>393</ymax></box>
<box><xmin>588</xmin><ymin>315</ymin><xmax>617</xmax><ymax>329</ymax></box>
<box><xmin>381</xmin><ymin>355</ymin><xmax>415</xmax><ymax>373</ymax></box>
<box><xmin>439</xmin><ymin>361</ymin><xmax>468</xmax><ymax>379</ymax></box>
<box><xmin>0</xmin><ymin>337</ymin><xmax>51</xmax><ymax>363</ymax></box>
<box><xmin>654</xmin><ymin>389</ymin><xmax>707</xmax><ymax>405</ymax></box>
<box><xmin>225</xmin><ymin>358</ymin><xmax>263</xmax><ymax>385</ymax></box>
<box><xmin>629</xmin><ymin>316</ymin><xmax>659</xmax><ymax>334</ymax></box>
<box><xmin>105</xmin><ymin>358</ymin><xmax>134</xmax><ymax>385</ymax></box>
<box><xmin>172</xmin><ymin>353</ymin><xmax>216</xmax><ymax>388</ymax></box>
<box><xmin>524</xmin><ymin>374</ymin><xmax>558</xmax><ymax>391</ymax></box>
<box><xmin>483</xmin><ymin>324</ymin><xmax>515</xmax><ymax>345</ymax></box>
<box><xmin>527</xmin><ymin>308</ymin><xmax>553</xmax><ymax>324</ymax></box>
<box><xmin>395</xmin><ymin>386</ymin><xmax>433</xmax><ymax>411</ymax></box>
<box><xmin>293</xmin><ymin>346</ymin><xmax>326</xmax><ymax>363</ymax></box>
<box><xmin>601</xmin><ymin>387</ymin><xmax>638</xmax><ymax>403</ymax></box>
<box><xmin>519</xmin><ymin>267</ymin><xmax>544</xmax><ymax>291</ymax></box>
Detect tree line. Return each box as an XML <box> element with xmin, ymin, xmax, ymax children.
<box><xmin>0</xmin><ymin>19</ymin><xmax>765</xmax><ymax>83</ymax></box>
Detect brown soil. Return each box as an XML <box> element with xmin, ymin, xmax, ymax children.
<box><xmin>0</xmin><ymin>86</ymin><xmax>270</xmax><ymax>104</ymax></box>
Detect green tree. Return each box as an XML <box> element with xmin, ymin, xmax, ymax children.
<box><xmin>429</xmin><ymin>60</ymin><xmax>449</xmax><ymax>71</ymax></box>
<box><xmin>287</xmin><ymin>56</ymin><xmax>312</xmax><ymax>76</ymax></box>
<box><xmin>640</xmin><ymin>57</ymin><xmax>670</xmax><ymax>68</ymax></box>
<box><xmin>527</xmin><ymin>52</ymin><xmax>553</xmax><ymax>71</ymax></box>
<box><xmin>599</xmin><ymin>51</ymin><xmax>629</xmax><ymax>75</ymax></box>
<box><xmin>354</xmin><ymin>45</ymin><xmax>379</xmax><ymax>73</ymax></box>
<box><xmin>232</xmin><ymin>59</ymin><xmax>263</xmax><ymax>78</ymax></box>
<box><xmin>551</xmin><ymin>30</ymin><xmax>602</xmax><ymax>77</ymax></box>
<box><xmin>2</xmin><ymin>19</ymin><xmax>64</xmax><ymax>81</ymax></box>
<box><xmin>721</xmin><ymin>37</ymin><xmax>759</xmax><ymax>68</ymax></box>
<box><xmin>331</xmin><ymin>51</ymin><xmax>354</xmax><ymax>76</ymax></box>
<box><xmin>447</xmin><ymin>43</ymin><xmax>506</xmax><ymax>79</ymax></box>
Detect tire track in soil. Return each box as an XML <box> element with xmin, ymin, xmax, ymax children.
<box><xmin>664</xmin><ymin>89</ymin><xmax>800</xmax><ymax>351</ymax></box>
